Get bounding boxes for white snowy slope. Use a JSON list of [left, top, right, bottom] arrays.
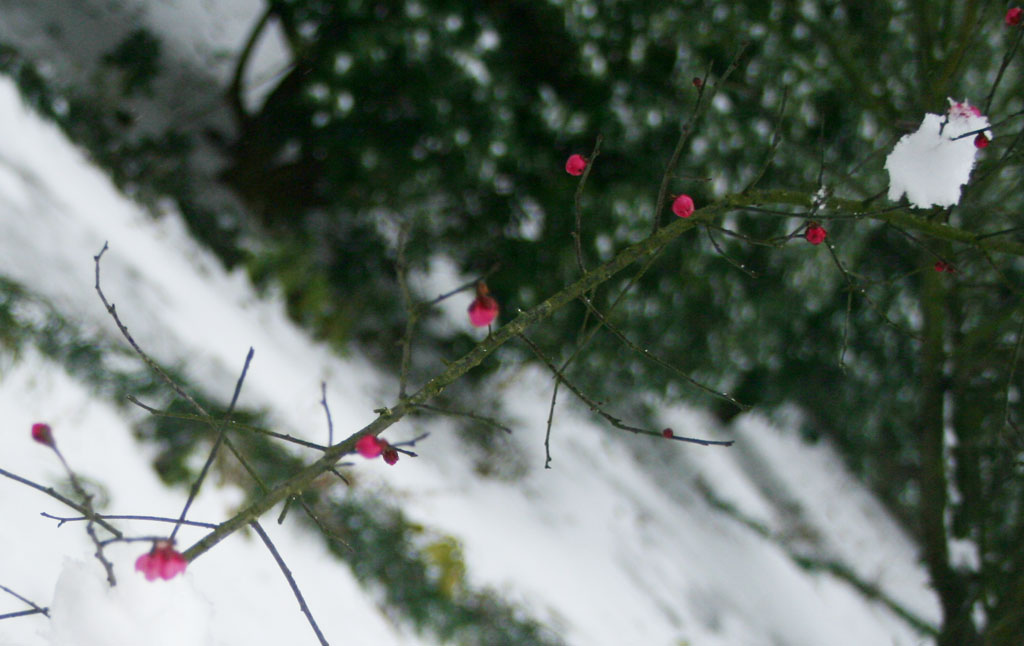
[[0, 71, 944, 645]]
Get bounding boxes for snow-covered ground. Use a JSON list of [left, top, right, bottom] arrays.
[[0, 67, 942, 645]]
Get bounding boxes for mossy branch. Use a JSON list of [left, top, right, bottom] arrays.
[[180, 185, 1017, 562]]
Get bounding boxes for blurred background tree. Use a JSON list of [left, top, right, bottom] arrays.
[[3, 1, 1023, 644]]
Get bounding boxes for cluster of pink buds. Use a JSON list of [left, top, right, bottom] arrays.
[[356, 434, 400, 465], [135, 539, 187, 581]]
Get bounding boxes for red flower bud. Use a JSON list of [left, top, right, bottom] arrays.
[[1007, 7, 1023, 26], [671, 194, 695, 218], [974, 133, 989, 149], [661, 428, 674, 439], [468, 281, 499, 327], [356, 434, 385, 459], [934, 261, 956, 273], [382, 448, 399, 465], [31, 423, 55, 447], [565, 154, 587, 176], [805, 224, 827, 245], [692, 77, 704, 88]]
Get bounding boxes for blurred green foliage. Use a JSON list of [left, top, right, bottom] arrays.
[[328, 494, 564, 645]]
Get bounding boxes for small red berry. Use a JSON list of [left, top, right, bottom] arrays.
[[468, 281, 499, 327], [356, 434, 385, 459], [31, 423, 55, 447], [1007, 7, 1023, 26], [805, 224, 827, 245], [692, 77, 704, 88], [565, 154, 587, 176], [382, 448, 399, 465], [974, 133, 989, 149], [671, 194, 695, 218], [661, 428, 674, 439]]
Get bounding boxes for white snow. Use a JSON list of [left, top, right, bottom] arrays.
[[0, 15, 942, 646], [885, 99, 991, 208], [49, 559, 212, 646]]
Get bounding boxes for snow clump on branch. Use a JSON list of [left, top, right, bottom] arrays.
[[884, 99, 991, 209]]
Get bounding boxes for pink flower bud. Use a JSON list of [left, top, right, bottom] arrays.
[[135, 540, 187, 581], [1007, 7, 1023, 26], [671, 194, 695, 218], [356, 434, 385, 459], [382, 448, 399, 465], [468, 282, 499, 327], [805, 224, 827, 245], [31, 423, 55, 447], [565, 154, 587, 176], [974, 133, 989, 149], [661, 428, 674, 439]]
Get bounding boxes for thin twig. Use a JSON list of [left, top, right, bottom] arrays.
[[652, 41, 750, 234], [52, 446, 117, 586], [414, 404, 511, 434], [320, 382, 335, 447], [984, 25, 1024, 115], [742, 86, 789, 193], [520, 334, 732, 447], [976, 247, 1020, 296], [95, 243, 214, 420], [577, 296, 749, 411], [824, 240, 923, 348], [544, 249, 666, 467], [703, 224, 760, 276], [415, 265, 500, 314], [171, 348, 255, 541], [839, 289, 853, 370], [41, 512, 217, 529], [1003, 315, 1024, 433], [0, 468, 121, 536], [0, 584, 49, 618], [573, 135, 603, 276], [250, 521, 330, 646], [127, 396, 328, 451], [0, 609, 47, 621], [396, 221, 416, 399]]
